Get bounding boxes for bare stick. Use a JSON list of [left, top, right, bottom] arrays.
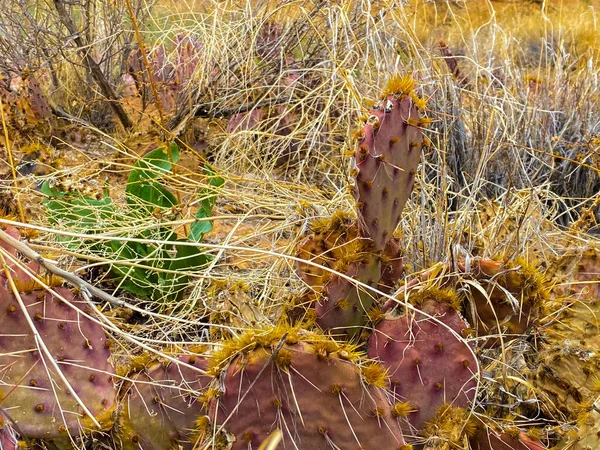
[[52, 0, 133, 129], [0, 228, 198, 326]]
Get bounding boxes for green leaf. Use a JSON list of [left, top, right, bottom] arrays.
[[159, 241, 211, 302], [168, 242, 211, 271], [41, 181, 64, 199], [189, 168, 225, 242], [107, 240, 155, 296], [126, 143, 180, 208], [128, 144, 180, 184], [44, 194, 116, 229]]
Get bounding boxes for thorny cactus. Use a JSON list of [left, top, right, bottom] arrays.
[[559, 410, 600, 450], [0, 226, 116, 443], [116, 353, 211, 450], [454, 257, 548, 347], [352, 75, 427, 251], [126, 34, 204, 113], [385, 256, 548, 347], [295, 75, 428, 336], [0, 71, 51, 134], [201, 326, 405, 450], [22, 72, 51, 121], [0, 412, 20, 450], [368, 294, 478, 435], [531, 247, 600, 446]]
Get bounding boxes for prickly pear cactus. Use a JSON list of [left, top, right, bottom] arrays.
[[547, 247, 600, 301], [203, 326, 404, 449], [117, 353, 211, 450], [294, 76, 427, 336], [396, 257, 548, 345], [454, 257, 547, 344], [295, 212, 403, 337], [534, 298, 600, 415], [0, 412, 19, 450], [0, 226, 116, 441], [352, 75, 426, 250], [471, 428, 546, 450], [368, 294, 478, 433], [533, 248, 600, 416], [24, 73, 51, 120]]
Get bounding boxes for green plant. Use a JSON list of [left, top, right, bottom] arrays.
[[42, 143, 224, 303]]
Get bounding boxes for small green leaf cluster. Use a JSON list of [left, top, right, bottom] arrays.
[[42, 143, 224, 303]]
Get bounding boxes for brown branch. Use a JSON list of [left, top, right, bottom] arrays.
[[52, 0, 133, 129]]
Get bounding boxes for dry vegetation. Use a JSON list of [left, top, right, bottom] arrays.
[[1, 0, 600, 448]]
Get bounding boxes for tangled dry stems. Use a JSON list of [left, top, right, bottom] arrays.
[[1, 0, 600, 448]]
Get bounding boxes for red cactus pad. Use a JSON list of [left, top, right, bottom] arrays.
[[209, 340, 404, 449], [118, 354, 211, 450], [368, 299, 478, 433], [352, 79, 425, 251]]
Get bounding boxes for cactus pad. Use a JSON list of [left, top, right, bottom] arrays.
[[368, 298, 477, 432], [352, 76, 426, 250], [118, 354, 211, 450], [0, 412, 19, 450], [207, 330, 404, 449], [0, 226, 116, 439], [455, 257, 547, 344], [295, 213, 403, 336]]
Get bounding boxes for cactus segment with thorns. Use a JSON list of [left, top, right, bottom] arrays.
[[295, 212, 403, 336], [24, 73, 51, 120], [117, 354, 211, 450], [0, 412, 19, 450], [455, 258, 547, 344], [368, 297, 478, 433], [470, 428, 546, 450], [0, 226, 116, 440], [205, 327, 404, 449], [565, 410, 600, 450], [294, 76, 426, 335], [533, 248, 600, 416], [352, 75, 426, 251]]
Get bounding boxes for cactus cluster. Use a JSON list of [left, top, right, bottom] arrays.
[[295, 75, 426, 339], [0, 71, 51, 134], [126, 34, 205, 113], [0, 75, 571, 450]]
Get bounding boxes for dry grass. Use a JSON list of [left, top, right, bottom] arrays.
[[1, 0, 600, 448]]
